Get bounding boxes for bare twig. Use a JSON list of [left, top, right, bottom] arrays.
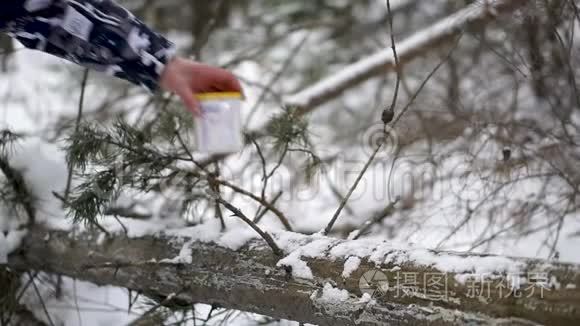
[[385, 0, 401, 115], [210, 177, 293, 231], [64, 69, 89, 202], [213, 196, 283, 257], [351, 199, 399, 240], [126, 289, 186, 326], [27, 272, 55, 326], [252, 138, 289, 221], [323, 143, 383, 236], [253, 191, 283, 224], [168, 141, 294, 231], [212, 162, 226, 231], [323, 0, 402, 236], [244, 33, 310, 126], [392, 34, 463, 126], [172, 132, 293, 231], [173, 131, 226, 230]]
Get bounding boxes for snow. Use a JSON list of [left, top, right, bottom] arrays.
[[342, 256, 362, 278], [217, 222, 260, 250], [274, 235, 340, 279], [386, 248, 525, 276], [161, 240, 194, 264], [21, 274, 144, 326], [0, 138, 71, 263], [167, 218, 259, 251], [276, 252, 314, 279], [73, 215, 565, 286], [88, 214, 563, 286], [356, 292, 374, 304], [317, 283, 350, 304], [0, 230, 27, 263], [5, 138, 69, 228], [99, 216, 168, 238]]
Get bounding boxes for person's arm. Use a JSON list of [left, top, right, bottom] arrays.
[[0, 0, 242, 115]]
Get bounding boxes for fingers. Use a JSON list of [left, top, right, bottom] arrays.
[[213, 69, 243, 94], [177, 85, 202, 116], [222, 72, 243, 93]]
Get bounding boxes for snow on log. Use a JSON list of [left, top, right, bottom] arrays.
[[7, 225, 580, 325], [283, 0, 528, 111]]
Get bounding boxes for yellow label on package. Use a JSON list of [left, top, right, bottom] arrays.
[[194, 92, 243, 154]]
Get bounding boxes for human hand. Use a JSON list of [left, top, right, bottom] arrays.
[[159, 57, 243, 116]]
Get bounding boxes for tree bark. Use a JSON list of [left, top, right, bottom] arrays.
[[7, 226, 580, 325]]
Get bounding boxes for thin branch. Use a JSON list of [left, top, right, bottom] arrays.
[[126, 289, 185, 326], [27, 272, 55, 326], [323, 143, 383, 236], [392, 34, 463, 127], [212, 196, 283, 257], [244, 33, 310, 126], [112, 215, 128, 235], [385, 0, 401, 114], [177, 132, 292, 230], [0, 155, 35, 225], [173, 132, 293, 231], [73, 279, 82, 326], [253, 191, 283, 224], [351, 199, 399, 240], [191, 0, 227, 59], [1, 271, 38, 326], [212, 162, 226, 231], [323, 0, 402, 236], [210, 177, 293, 231], [251, 137, 270, 205], [174, 131, 226, 230], [64, 69, 89, 202]]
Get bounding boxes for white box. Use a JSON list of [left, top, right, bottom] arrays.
[[194, 93, 243, 154]]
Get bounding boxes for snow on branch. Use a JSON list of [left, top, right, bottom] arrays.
[[283, 0, 528, 111], [8, 225, 580, 325]]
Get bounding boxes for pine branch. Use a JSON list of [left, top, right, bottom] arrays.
[[0, 155, 35, 225]]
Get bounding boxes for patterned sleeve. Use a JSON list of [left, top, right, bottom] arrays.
[[0, 0, 177, 92]]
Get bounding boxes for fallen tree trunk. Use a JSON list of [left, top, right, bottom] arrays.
[[8, 226, 580, 325]]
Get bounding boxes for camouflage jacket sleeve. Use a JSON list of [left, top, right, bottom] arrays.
[[0, 0, 177, 91]]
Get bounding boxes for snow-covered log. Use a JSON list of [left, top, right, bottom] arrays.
[[8, 225, 580, 325], [284, 0, 528, 111]]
